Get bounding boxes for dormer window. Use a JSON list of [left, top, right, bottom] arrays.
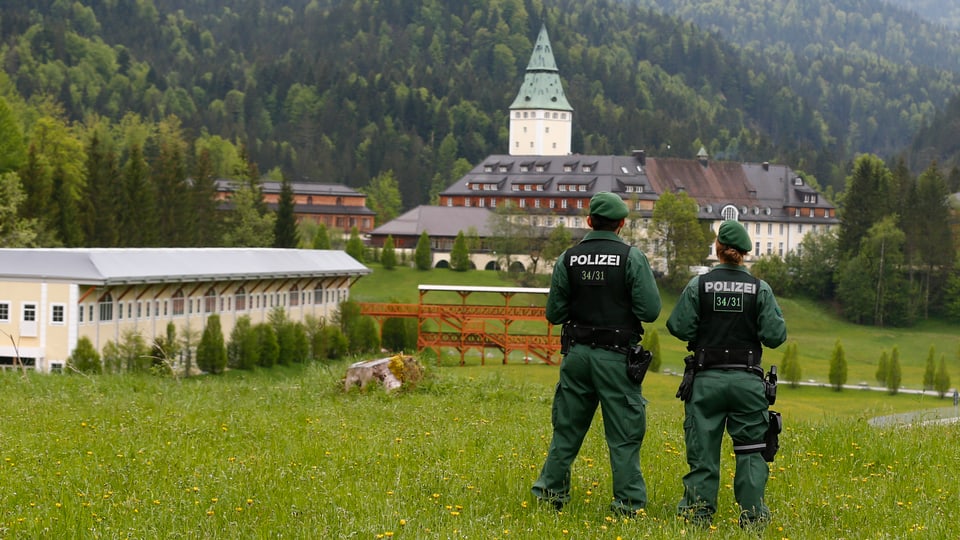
[[583, 165, 592, 172], [721, 205, 739, 221], [536, 165, 545, 172], [499, 166, 508, 173], [558, 185, 566, 192], [793, 177, 803, 186], [520, 164, 529, 172], [621, 166, 629, 174]]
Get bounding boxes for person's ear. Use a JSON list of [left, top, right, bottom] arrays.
[[587, 216, 594, 228]]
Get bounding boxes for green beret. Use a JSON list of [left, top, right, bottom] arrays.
[[589, 192, 628, 220], [717, 220, 752, 252]]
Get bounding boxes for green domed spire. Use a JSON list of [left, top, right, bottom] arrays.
[[509, 25, 573, 112]]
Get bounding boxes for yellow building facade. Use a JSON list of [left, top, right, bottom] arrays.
[[0, 248, 370, 373]]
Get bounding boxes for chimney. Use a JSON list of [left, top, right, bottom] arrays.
[[762, 161, 769, 171], [632, 149, 646, 166]]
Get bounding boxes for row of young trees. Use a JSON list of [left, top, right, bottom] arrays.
[[66, 303, 418, 376], [825, 340, 954, 398]]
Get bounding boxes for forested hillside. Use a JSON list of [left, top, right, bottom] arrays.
[[632, 0, 960, 175], [3, 0, 957, 203], [884, 0, 960, 29]]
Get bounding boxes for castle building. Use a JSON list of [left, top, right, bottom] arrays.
[[437, 25, 838, 271]]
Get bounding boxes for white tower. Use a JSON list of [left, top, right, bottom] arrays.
[[509, 25, 574, 156]]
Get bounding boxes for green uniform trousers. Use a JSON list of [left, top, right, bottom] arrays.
[[532, 344, 647, 513], [679, 369, 770, 524]]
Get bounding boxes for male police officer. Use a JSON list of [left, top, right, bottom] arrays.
[[532, 192, 661, 516], [667, 220, 787, 528]]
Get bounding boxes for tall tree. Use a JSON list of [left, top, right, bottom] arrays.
[[82, 131, 122, 246], [0, 97, 25, 174], [273, 175, 299, 248], [51, 166, 83, 246], [923, 345, 937, 391], [828, 339, 847, 391], [887, 346, 902, 395], [381, 235, 397, 270], [153, 116, 190, 246], [196, 314, 227, 374], [363, 169, 403, 226], [189, 147, 221, 246], [0, 172, 38, 247], [913, 163, 954, 318], [121, 143, 158, 246], [650, 190, 708, 289], [345, 226, 365, 262], [875, 350, 889, 385], [221, 184, 276, 247], [934, 354, 951, 398], [449, 231, 471, 271], [838, 154, 893, 256], [414, 231, 432, 271]]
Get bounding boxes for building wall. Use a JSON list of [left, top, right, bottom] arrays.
[[1, 276, 355, 373], [509, 109, 572, 156]]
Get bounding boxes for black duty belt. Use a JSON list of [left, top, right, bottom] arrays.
[[697, 348, 762, 375], [564, 323, 637, 350]]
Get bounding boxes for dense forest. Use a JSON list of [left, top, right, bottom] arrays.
[[885, 0, 960, 29], [3, 0, 960, 326]]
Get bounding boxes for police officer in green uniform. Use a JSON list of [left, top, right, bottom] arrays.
[[667, 220, 787, 528], [532, 192, 661, 516]]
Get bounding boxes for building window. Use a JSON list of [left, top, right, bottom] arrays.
[[754, 241, 760, 253], [798, 224, 803, 233], [766, 242, 772, 255], [561, 199, 568, 209], [0, 302, 8, 322], [768, 223, 773, 234], [51, 304, 65, 325], [478, 198, 485, 208], [23, 303, 36, 322], [465, 197, 471, 207], [78, 304, 84, 323], [314, 286, 324, 305], [576, 200, 583, 209], [118, 301, 123, 320], [99, 293, 113, 321], [534, 199, 541, 208], [721, 205, 739, 221], [289, 285, 300, 307], [779, 242, 784, 256], [549, 200, 555, 209], [204, 287, 217, 313], [172, 290, 185, 316], [755, 223, 761, 234], [90, 305, 95, 321], [490, 199, 497, 208]]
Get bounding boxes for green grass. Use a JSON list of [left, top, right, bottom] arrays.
[[1, 264, 958, 538], [1, 365, 957, 539], [355, 263, 960, 392]]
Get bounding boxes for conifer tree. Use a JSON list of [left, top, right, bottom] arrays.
[[346, 226, 365, 262], [828, 339, 847, 391], [381, 235, 397, 269], [196, 314, 227, 374], [887, 346, 902, 395], [876, 350, 889, 385], [934, 354, 951, 398], [273, 175, 299, 248], [313, 223, 331, 249], [450, 231, 471, 271], [414, 231, 433, 270], [923, 345, 937, 390], [781, 342, 802, 388], [189, 147, 221, 246], [82, 132, 122, 246]]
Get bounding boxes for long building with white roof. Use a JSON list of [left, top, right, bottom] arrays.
[[0, 248, 370, 373]]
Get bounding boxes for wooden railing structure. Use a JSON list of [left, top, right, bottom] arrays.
[[358, 284, 561, 365]]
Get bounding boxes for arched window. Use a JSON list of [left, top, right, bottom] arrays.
[[172, 289, 185, 316], [235, 287, 246, 311], [720, 205, 739, 221], [204, 287, 217, 313]]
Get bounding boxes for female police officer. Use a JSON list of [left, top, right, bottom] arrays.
[[666, 220, 786, 528], [531, 192, 661, 516]]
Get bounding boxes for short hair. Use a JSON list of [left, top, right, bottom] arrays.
[[590, 214, 621, 231]]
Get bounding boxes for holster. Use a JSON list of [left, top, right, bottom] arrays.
[[626, 344, 652, 385], [762, 410, 782, 462]]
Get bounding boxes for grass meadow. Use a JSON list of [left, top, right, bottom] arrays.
[[2, 264, 959, 539]]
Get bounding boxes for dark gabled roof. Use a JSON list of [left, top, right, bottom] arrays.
[[443, 154, 655, 199], [370, 206, 494, 238], [215, 179, 366, 197]]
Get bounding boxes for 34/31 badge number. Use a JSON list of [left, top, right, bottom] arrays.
[[714, 292, 744, 312], [580, 269, 606, 283]]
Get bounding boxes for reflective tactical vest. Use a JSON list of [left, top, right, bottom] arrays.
[[564, 237, 639, 331], [696, 267, 761, 352]]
